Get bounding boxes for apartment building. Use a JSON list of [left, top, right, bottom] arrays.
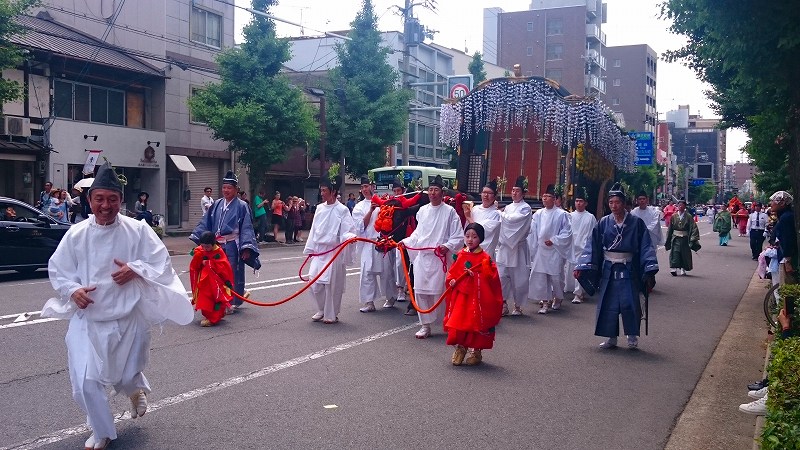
[[2, 0, 234, 229], [603, 44, 658, 134], [484, 0, 607, 97]]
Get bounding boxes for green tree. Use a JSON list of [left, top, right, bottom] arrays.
[[187, 0, 318, 185], [688, 182, 716, 204], [661, 0, 800, 251], [619, 163, 664, 200], [326, 0, 410, 177], [0, 0, 40, 106], [468, 51, 487, 84]]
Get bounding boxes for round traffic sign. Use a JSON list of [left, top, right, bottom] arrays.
[[450, 83, 469, 98]]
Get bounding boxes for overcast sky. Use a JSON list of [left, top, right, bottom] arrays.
[[233, 0, 748, 163]]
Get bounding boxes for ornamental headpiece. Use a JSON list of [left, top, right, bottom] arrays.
[[90, 160, 126, 196], [607, 182, 626, 201]]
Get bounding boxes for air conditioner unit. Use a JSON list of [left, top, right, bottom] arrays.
[[3, 116, 31, 137]]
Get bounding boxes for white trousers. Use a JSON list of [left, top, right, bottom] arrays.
[[359, 251, 397, 304], [415, 293, 441, 325], [394, 248, 408, 289], [528, 271, 564, 301], [66, 315, 151, 440], [498, 264, 530, 307], [309, 261, 346, 321], [563, 260, 577, 292]]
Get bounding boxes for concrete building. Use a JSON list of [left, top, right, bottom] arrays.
[[603, 44, 658, 134], [730, 161, 757, 188], [484, 0, 607, 97], [665, 105, 727, 202], [3, 0, 235, 230], [427, 43, 507, 81], [285, 31, 457, 168]]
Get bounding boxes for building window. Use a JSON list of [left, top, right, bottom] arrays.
[[545, 69, 562, 83], [526, 46, 533, 56], [613, 78, 621, 86], [191, 7, 222, 48], [546, 43, 563, 60], [53, 80, 127, 126], [613, 59, 621, 67], [190, 87, 206, 124], [612, 98, 620, 106], [527, 22, 533, 32], [546, 18, 563, 36]]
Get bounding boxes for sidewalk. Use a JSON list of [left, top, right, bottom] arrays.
[[665, 270, 771, 450], [161, 234, 299, 256]]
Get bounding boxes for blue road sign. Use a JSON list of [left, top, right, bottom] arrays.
[[636, 155, 653, 165], [690, 179, 705, 186]]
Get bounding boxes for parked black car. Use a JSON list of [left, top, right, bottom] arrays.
[[0, 196, 71, 273]]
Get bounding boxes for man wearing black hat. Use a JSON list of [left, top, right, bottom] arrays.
[[567, 187, 597, 303], [574, 182, 659, 349], [352, 175, 396, 312], [191, 170, 260, 310], [303, 176, 357, 323], [746, 202, 769, 260], [664, 198, 700, 276], [527, 184, 572, 314], [400, 175, 464, 338], [464, 179, 501, 258], [44, 161, 194, 449], [497, 175, 532, 316]]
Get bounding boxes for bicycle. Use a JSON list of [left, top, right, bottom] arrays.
[[764, 282, 781, 329]]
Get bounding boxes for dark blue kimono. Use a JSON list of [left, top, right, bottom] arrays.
[[576, 213, 658, 338], [191, 197, 260, 305]]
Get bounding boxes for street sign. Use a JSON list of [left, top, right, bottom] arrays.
[[691, 179, 705, 186], [632, 131, 654, 166], [447, 75, 473, 99]]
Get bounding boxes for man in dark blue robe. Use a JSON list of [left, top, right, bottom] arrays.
[[190, 171, 260, 309], [575, 183, 658, 349]]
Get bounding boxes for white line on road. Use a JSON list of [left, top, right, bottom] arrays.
[[0, 318, 59, 330], [1, 323, 417, 450]]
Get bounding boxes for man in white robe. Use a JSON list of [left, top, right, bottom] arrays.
[[304, 176, 357, 324], [630, 191, 664, 254], [528, 184, 572, 314], [352, 176, 396, 312], [401, 176, 464, 338], [42, 161, 193, 450], [464, 179, 501, 258], [567, 190, 597, 303], [497, 176, 532, 316]]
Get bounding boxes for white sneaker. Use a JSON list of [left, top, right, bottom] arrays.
[[738, 395, 767, 415], [748, 386, 768, 399], [383, 297, 396, 308], [311, 311, 324, 322], [571, 295, 583, 304], [415, 324, 431, 339], [627, 335, 638, 348], [551, 298, 563, 311], [129, 389, 147, 419], [510, 305, 523, 316], [599, 337, 618, 349], [396, 290, 408, 302], [679, 268, 687, 276], [359, 302, 376, 313]]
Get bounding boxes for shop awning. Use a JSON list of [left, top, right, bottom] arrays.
[[168, 154, 196, 172]]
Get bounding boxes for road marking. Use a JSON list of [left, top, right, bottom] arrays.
[[0, 311, 42, 320], [0, 318, 59, 330], [1, 323, 417, 450]]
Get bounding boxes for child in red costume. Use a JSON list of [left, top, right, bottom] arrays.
[[189, 231, 234, 327], [443, 222, 503, 366]]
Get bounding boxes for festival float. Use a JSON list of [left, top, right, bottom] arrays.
[[439, 69, 636, 212]]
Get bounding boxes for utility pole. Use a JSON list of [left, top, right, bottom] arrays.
[[400, 0, 412, 166]]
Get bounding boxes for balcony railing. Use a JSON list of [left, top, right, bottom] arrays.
[[586, 49, 606, 70], [586, 0, 597, 17], [585, 74, 606, 95], [586, 24, 606, 45]]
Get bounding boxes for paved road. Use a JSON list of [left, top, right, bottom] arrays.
[[0, 221, 761, 449]]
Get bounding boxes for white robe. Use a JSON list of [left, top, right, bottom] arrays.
[[42, 214, 193, 440], [470, 203, 501, 258], [497, 200, 532, 305], [352, 197, 395, 303], [303, 201, 357, 320], [401, 203, 463, 324], [631, 205, 664, 247], [565, 210, 597, 292], [528, 207, 572, 300]]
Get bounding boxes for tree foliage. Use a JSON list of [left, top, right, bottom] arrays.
[[468, 52, 487, 84], [661, 0, 800, 249], [187, 0, 319, 184], [326, 0, 410, 177], [619, 163, 664, 200], [0, 0, 40, 106]]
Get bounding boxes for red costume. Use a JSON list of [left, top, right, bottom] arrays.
[[736, 208, 749, 235], [662, 204, 677, 227], [443, 247, 503, 350], [189, 244, 234, 324]]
